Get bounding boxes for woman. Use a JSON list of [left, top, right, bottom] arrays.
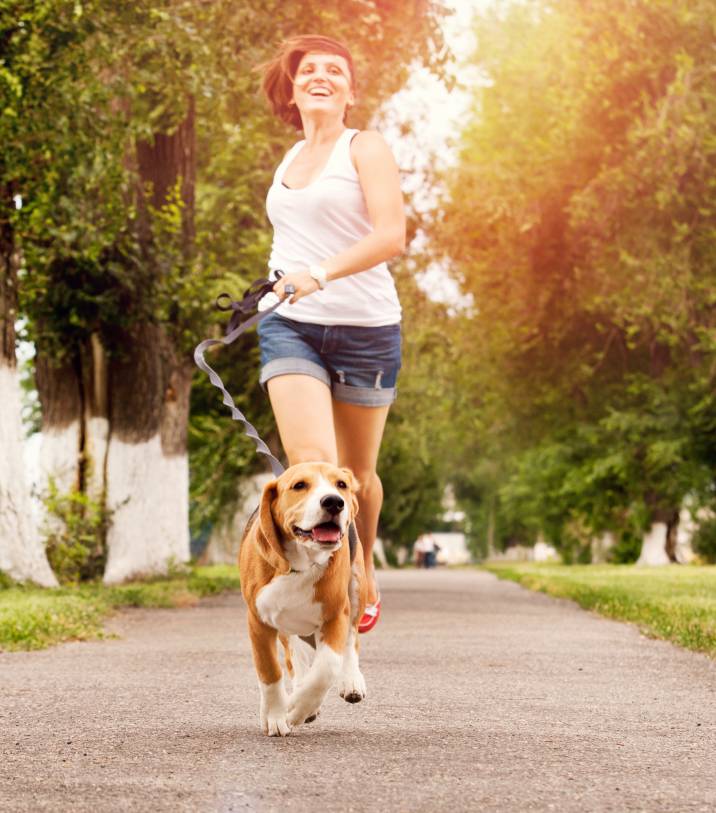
[[257, 35, 405, 632]]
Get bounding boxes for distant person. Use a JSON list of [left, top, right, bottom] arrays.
[[413, 538, 425, 568], [415, 533, 437, 568], [257, 35, 405, 633]]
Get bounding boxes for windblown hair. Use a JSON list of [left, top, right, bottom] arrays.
[[258, 35, 356, 130]]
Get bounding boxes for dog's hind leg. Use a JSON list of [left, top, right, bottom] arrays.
[[289, 635, 320, 722], [288, 635, 314, 690], [287, 615, 345, 727], [279, 634, 293, 678]]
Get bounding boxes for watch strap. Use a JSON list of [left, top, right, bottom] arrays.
[[308, 264, 327, 290]]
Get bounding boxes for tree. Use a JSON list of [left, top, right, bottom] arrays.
[[0, 1, 98, 585], [436, 0, 716, 561], [0, 192, 56, 585], [10, 0, 450, 581]]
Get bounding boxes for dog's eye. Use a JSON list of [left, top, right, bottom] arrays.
[[336, 480, 347, 489], [292, 481, 307, 491]]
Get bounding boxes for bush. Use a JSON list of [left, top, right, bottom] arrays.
[[692, 517, 716, 564], [43, 481, 112, 584], [609, 530, 643, 564]]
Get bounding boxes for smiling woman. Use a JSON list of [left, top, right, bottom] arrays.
[[254, 35, 407, 633], [260, 35, 356, 130]]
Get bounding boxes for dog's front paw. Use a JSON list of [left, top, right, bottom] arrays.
[[263, 712, 292, 737], [338, 669, 367, 704]]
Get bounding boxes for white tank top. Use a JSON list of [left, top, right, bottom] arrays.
[[266, 128, 402, 327]]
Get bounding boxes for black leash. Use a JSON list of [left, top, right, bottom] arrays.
[[193, 274, 293, 478]]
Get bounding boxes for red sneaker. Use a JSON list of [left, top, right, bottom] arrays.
[[358, 596, 381, 634]]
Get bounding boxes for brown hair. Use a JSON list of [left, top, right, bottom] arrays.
[[258, 35, 356, 130]]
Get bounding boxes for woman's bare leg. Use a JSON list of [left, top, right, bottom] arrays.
[[267, 375, 389, 604], [333, 400, 391, 604], [266, 375, 337, 465]]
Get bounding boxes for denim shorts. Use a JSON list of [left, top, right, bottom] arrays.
[[257, 313, 402, 407]]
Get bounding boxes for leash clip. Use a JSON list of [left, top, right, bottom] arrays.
[[215, 271, 286, 335]]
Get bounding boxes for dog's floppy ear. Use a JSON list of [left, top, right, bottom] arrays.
[[257, 480, 289, 573], [340, 467, 360, 520]]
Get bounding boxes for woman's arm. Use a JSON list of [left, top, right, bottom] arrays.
[[275, 130, 406, 303]]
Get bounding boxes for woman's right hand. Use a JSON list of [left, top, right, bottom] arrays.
[[273, 270, 320, 304]]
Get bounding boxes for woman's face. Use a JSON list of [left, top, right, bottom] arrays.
[[291, 52, 354, 122]]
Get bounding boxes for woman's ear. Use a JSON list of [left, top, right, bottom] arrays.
[[257, 480, 289, 572]]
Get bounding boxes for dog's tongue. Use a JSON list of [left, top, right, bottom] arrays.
[[312, 523, 341, 543]]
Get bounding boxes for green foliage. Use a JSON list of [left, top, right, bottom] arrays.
[[43, 480, 110, 584], [692, 516, 716, 564], [608, 531, 643, 565], [377, 268, 463, 550], [0, 565, 241, 651], [2, 1, 452, 557], [436, 0, 716, 554], [485, 563, 716, 658], [0, 590, 107, 651], [188, 328, 274, 539]]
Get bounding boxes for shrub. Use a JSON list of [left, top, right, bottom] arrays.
[[43, 481, 112, 584], [692, 517, 716, 564]]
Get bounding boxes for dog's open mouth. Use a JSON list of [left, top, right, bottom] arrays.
[[293, 522, 342, 545]]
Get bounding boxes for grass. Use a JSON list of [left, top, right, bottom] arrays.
[[483, 563, 716, 658], [0, 565, 241, 652]]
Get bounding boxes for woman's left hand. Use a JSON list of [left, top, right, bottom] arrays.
[[273, 270, 320, 304]]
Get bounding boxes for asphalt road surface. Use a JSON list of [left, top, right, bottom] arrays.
[[1, 569, 715, 812]]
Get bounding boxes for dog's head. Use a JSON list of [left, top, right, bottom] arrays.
[[257, 462, 359, 569]]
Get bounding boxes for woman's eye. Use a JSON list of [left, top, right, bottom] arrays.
[[292, 481, 307, 491], [337, 480, 347, 489]]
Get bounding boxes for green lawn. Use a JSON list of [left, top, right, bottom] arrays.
[[484, 563, 716, 658], [0, 565, 241, 652]]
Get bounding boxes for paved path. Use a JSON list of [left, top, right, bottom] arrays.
[[1, 569, 715, 812]]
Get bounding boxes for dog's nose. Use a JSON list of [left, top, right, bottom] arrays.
[[320, 494, 344, 516]]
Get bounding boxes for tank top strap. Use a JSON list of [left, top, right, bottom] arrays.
[[330, 128, 360, 176]]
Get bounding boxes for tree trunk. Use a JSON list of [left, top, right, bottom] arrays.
[[590, 532, 615, 564], [35, 353, 83, 496], [199, 473, 273, 565], [103, 98, 195, 583], [31, 98, 196, 584], [0, 188, 57, 586], [673, 506, 697, 564], [103, 325, 193, 582], [664, 510, 680, 563], [636, 507, 681, 566]]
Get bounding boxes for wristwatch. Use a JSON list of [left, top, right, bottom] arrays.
[[308, 264, 328, 290]]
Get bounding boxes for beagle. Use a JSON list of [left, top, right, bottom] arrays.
[[239, 461, 368, 736]]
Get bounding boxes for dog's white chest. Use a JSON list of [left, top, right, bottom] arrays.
[[255, 571, 322, 636]]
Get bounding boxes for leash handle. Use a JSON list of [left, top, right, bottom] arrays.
[[193, 274, 294, 478]]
